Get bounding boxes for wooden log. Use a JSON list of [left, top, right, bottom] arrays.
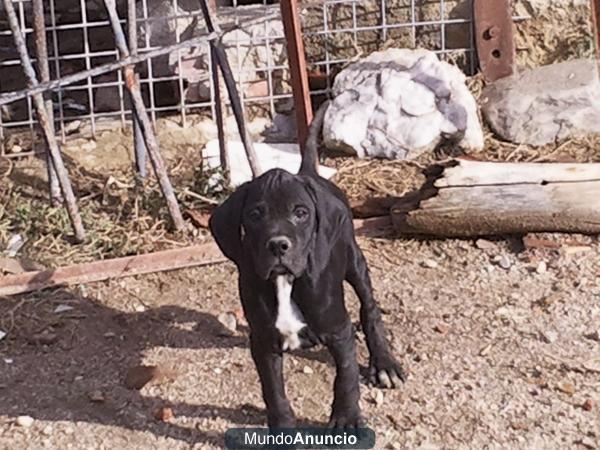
[[391, 159, 600, 237]]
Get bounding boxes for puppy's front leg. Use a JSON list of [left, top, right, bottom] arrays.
[[325, 322, 364, 428], [346, 240, 405, 388], [249, 334, 296, 428]]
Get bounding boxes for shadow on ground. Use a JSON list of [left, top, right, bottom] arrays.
[[0, 286, 325, 446]]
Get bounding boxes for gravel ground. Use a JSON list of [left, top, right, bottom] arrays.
[[1, 231, 599, 449]]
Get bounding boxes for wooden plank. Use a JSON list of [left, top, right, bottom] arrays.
[[392, 160, 600, 237], [280, 0, 313, 154], [437, 159, 600, 187]]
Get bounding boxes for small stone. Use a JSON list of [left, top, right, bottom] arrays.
[[536, 261, 547, 274], [584, 330, 600, 342], [433, 323, 450, 334], [578, 437, 596, 449], [422, 259, 438, 269], [302, 365, 314, 375], [10, 144, 22, 154], [475, 239, 497, 250], [540, 330, 558, 344], [154, 406, 174, 422], [582, 399, 594, 411], [0, 330, 6, 341], [510, 421, 529, 431], [213, 368, 223, 375], [4, 358, 13, 364], [557, 381, 575, 396], [88, 390, 105, 403], [496, 254, 512, 270], [28, 331, 58, 346], [373, 389, 384, 406], [217, 312, 237, 335], [563, 245, 592, 255], [41, 425, 53, 436], [54, 304, 74, 314], [583, 358, 600, 373], [479, 344, 492, 356], [125, 365, 177, 390], [16, 415, 34, 427]]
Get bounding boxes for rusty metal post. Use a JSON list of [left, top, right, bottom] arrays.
[[592, 0, 600, 63], [280, 0, 313, 154], [103, 0, 185, 231], [198, 0, 262, 178], [473, 0, 516, 82], [127, 0, 148, 179], [32, 0, 63, 206], [3, 0, 86, 242]]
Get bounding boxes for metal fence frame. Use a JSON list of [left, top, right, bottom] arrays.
[[0, 0, 501, 158]]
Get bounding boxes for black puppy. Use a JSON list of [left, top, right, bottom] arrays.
[[209, 101, 404, 428]]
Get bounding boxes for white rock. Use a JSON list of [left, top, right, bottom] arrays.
[[0, 330, 6, 341], [322, 48, 484, 159], [16, 415, 34, 427], [422, 259, 438, 269], [54, 305, 74, 314], [482, 59, 600, 146], [536, 261, 547, 274], [302, 365, 314, 374], [202, 140, 337, 188]]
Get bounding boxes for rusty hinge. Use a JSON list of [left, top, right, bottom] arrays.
[[473, 0, 516, 82]]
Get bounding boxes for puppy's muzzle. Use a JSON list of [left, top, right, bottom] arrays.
[[266, 236, 292, 257]]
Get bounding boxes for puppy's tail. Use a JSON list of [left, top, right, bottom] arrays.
[[299, 99, 330, 176]]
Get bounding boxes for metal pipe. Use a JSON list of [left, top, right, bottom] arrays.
[[280, 0, 313, 155], [103, 0, 185, 231], [3, 0, 86, 242], [127, 0, 148, 179], [0, 31, 221, 108], [198, 0, 261, 178], [32, 0, 62, 206]]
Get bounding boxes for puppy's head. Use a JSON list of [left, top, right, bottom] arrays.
[[209, 169, 348, 280]]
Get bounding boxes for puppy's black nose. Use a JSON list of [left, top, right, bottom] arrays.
[[267, 236, 292, 257]]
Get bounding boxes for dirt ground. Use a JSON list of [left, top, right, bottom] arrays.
[[1, 231, 600, 449]]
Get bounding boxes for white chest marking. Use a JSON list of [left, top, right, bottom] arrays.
[[274, 276, 306, 351]]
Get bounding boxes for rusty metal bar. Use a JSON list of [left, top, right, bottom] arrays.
[[103, 0, 185, 231], [32, 0, 62, 206], [473, 0, 516, 82], [127, 0, 148, 179], [592, 0, 600, 63], [0, 30, 220, 108], [280, 0, 313, 153], [3, 0, 86, 242], [198, 0, 261, 177]]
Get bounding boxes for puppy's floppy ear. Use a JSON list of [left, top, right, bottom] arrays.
[[302, 177, 351, 275], [209, 183, 249, 265]]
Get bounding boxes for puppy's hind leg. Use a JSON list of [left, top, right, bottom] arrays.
[[345, 240, 406, 388]]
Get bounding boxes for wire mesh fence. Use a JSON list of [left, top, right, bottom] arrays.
[[0, 0, 511, 158]]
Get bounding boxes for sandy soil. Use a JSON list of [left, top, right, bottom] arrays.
[[1, 229, 599, 449]]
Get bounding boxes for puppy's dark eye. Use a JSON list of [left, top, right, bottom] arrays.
[[247, 208, 262, 222], [293, 206, 309, 221]]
